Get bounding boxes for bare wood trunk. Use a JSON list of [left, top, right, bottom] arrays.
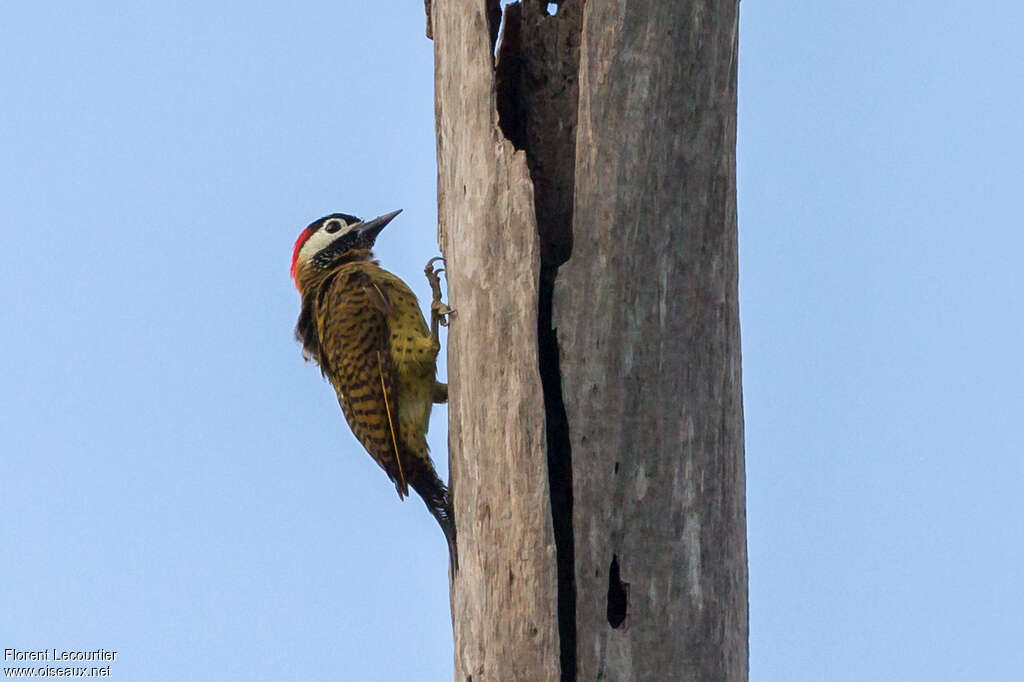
[[432, 1, 746, 680], [561, 3, 747, 679], [432, 3, 560, 681]]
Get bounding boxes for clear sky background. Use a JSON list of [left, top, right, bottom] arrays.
[[1, 2, 1020, 681]]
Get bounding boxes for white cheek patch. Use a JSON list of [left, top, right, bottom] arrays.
[[297, 222, 360, 267]]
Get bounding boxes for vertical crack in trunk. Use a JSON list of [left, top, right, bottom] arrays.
[[538, 264, 576, 681], [494, 2, 582, 679]]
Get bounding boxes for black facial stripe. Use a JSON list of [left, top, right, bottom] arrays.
[[312, 229, 373, 268], [303, 213, 363, 234], [323, 213, 361, 227]]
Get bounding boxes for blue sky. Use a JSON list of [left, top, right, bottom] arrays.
[[1, 2, 1020, 681]]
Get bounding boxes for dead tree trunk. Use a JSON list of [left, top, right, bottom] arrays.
[[431, 1, 746, 680]]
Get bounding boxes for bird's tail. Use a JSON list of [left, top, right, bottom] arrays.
[[408, 464, 458, 572]]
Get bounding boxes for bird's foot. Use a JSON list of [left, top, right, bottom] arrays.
[[425, 257, 454, 334], [432, 381, 448, 404]]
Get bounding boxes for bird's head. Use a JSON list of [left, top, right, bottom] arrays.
[[290, 209, 401, 289]]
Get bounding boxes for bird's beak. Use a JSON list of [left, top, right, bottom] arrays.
[[357, 209, 402, 242]]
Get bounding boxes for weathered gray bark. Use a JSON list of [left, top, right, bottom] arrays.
[[561, 3, 747, 679], [431, 1, 746, 680]]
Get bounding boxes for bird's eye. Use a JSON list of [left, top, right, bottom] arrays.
[[325, 221, 342, 234]]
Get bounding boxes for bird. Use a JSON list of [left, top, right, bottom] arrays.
[[290, 209, 456, 568]]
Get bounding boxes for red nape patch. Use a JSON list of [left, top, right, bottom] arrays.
[[290, 226, 315, 287]]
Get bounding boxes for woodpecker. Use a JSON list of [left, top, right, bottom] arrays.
[[291, 209, 455, 567]]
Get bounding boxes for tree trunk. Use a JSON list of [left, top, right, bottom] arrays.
[[431, 1, 746, 680]]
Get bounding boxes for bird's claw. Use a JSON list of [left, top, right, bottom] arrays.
[[424, 256, 446, 291], [425, 256, 452, 334], [432, 300, 454, 327]]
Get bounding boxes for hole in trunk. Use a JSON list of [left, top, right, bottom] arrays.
[[607, 554, 629, 629]]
